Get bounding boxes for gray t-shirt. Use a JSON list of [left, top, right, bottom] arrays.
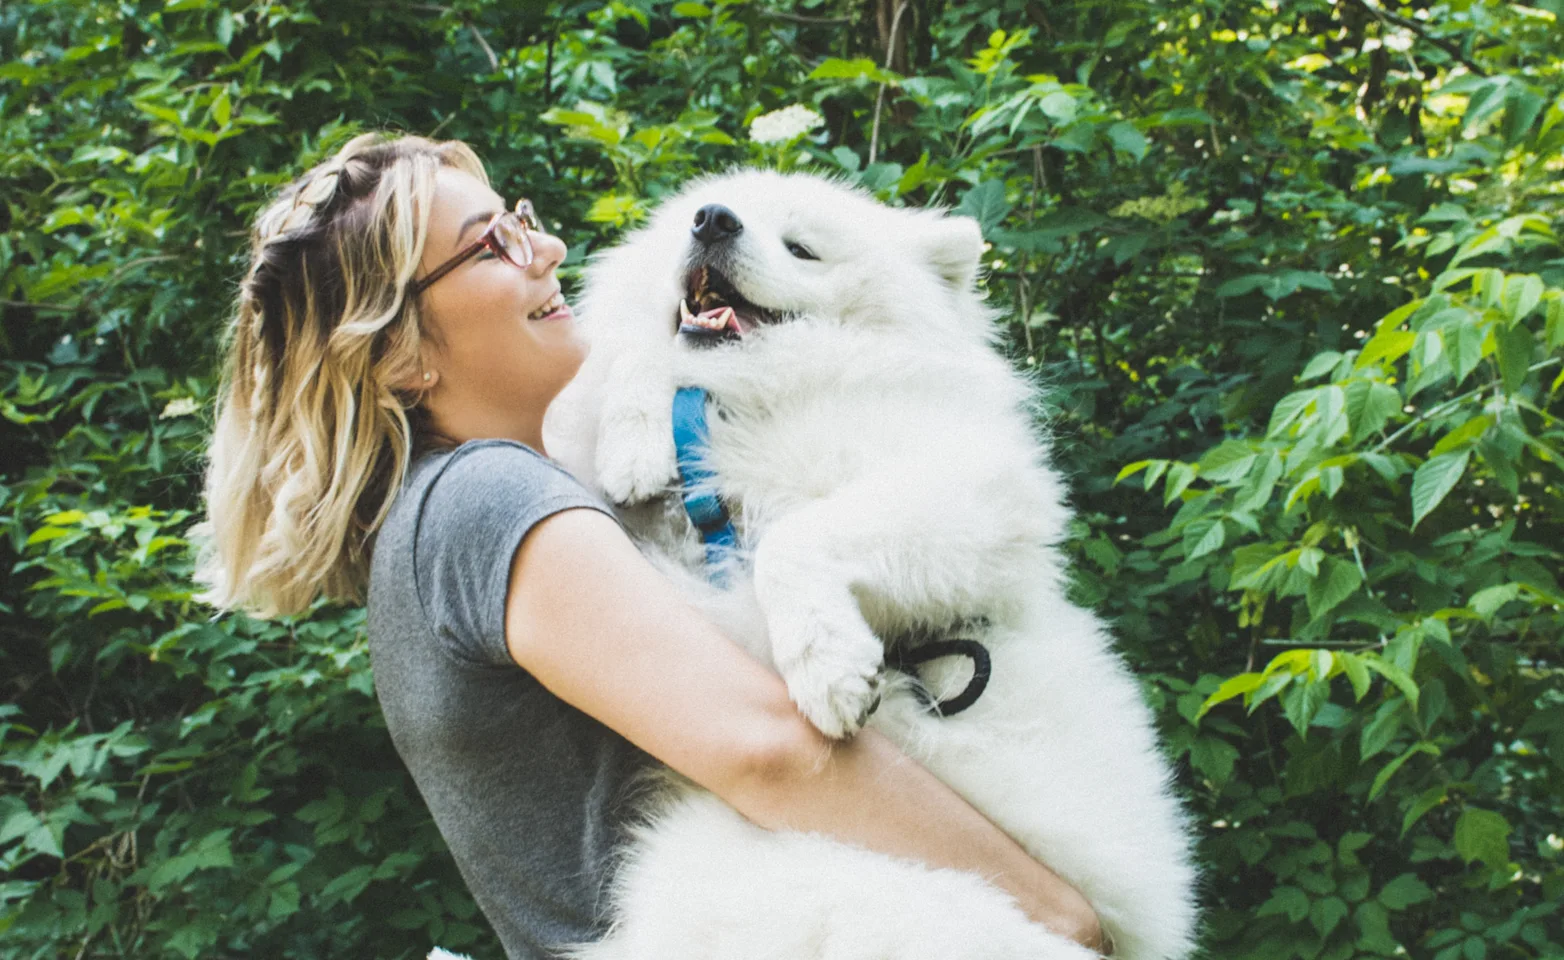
[[367, 439, 651, 959]]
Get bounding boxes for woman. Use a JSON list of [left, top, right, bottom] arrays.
[[197, 132, 1105, 960]]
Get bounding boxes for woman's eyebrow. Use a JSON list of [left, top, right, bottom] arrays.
[[455, 209, 500, 245]]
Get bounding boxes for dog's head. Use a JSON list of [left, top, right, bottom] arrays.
[[579, 171, 990, 347]]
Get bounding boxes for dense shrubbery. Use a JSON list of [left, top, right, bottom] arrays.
[[2, 1, 1561, 957]]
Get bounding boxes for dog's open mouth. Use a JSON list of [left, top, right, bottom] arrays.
[[677, 266, 779, 342]]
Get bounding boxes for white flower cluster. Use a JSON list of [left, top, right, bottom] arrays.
[[1383, 30, 1414, 52], [160, 397, 198, 419], [748, 105, 824, 145]]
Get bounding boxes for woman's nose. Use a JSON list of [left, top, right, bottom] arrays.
[[529, 231, 567, 276]]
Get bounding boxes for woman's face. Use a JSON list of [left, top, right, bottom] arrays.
[[415, 166, 584, 438]]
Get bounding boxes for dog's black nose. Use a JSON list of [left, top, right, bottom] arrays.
[[691, 204, 743, 244]]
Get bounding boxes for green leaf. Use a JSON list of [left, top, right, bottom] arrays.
[[24, 821, 64, 858], [1493, 324, 1534, 394], [1453, 808, 1511, 868], [1469, 583, 1521, 620], [1190, 736, 1239, 786], [1310, 895, 1349, 938], [1401, 785, 1448, 837], [1464, 79, 1510, 131], [1196, 441, 1257, 483], [809, 57, 900, 85], [1369, 742, 1438, 801], [1197, 672, 1264, 719], [1431, 415, 1493, 457], [953, 181, 1013, 234], [1306, 557, 1362, 619], [1267, 390, 1315, 438], [1501, 274, 1544, 325], [1345, 379, 1401, 443], [319, 864, 374, 904], [1257, 885, 1310, 923], [1410, 451, 1470, 528], [1445, 316, 1486, 384], [1356, 328, 1417, 370], [1187, 521, 1225, 560], [1378, 873, 1434, 910], [1300, 351, 1344, 382], [25, 527, 72, 546], [1547, 295, 1564, 351], [1164, 462, 1197, 504], [1105, 121, 1147, 160], [1114, 460, 1152, 485], [1364, 656, 1420, 708], [1283, 677, 1330, 735], [1356, 901, 1397, 953], [268, 882, 301, 920], [1037, 90, 1078, 123], [1340, 653, 1371, 701]]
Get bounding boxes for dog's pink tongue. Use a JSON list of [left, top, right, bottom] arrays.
[[699, 307, 740, 334]]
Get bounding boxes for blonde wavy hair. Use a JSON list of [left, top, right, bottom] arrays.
[[196, 131, 487, 617]]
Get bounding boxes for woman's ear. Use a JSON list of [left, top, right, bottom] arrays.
[[918, 215, 985, 290], [395, 367, 439, 393]]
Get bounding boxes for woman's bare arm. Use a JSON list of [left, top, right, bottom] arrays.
[[503, 507, 1104, 951]]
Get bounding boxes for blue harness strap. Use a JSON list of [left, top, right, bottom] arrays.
[[672, 386, 738, 573]]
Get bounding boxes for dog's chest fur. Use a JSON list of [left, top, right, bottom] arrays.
[[672, 322, 1047, 545]]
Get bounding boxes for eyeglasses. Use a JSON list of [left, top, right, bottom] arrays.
[[411, 198, 543, 295]]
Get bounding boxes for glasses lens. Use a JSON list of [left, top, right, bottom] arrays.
[[492, 215, 534, 268], [516, 200, 544, 233]]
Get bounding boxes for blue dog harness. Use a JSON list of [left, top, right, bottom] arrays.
[[672, 386, 738, 572]]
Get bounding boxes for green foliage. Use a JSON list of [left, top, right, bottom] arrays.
[[3, 0, 1562, 957]]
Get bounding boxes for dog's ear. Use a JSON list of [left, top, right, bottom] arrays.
[[919, 215, 985, 289]]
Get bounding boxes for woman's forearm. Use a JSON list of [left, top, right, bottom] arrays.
[[723, 721, 1105, 953]]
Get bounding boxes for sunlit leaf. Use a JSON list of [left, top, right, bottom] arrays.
[[1410, 451, 1470, 528]]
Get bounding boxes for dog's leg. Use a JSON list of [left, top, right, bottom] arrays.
[[595, 348, 680, 505], [754, 459, 1049, 738]]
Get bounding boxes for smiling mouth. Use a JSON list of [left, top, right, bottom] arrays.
[[676, 267, 780, 341], [527, 291, 566, 320]]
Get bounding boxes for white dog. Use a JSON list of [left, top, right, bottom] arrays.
[[539, 171, 1198, 960]]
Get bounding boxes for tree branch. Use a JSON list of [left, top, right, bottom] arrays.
[[468, 20, 499, 71], [1, 299, 78, 313], [868, 0, 910, 165], [761, 9, 851, 25], [1341, 0, 1487, 78]]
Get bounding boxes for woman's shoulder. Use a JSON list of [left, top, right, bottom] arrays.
[[376, 437, 609, 566], [370, 438, 613, 665], [409, 438, 599, 516]]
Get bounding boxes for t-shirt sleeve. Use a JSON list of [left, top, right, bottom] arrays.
[[413, 441, 613, 667]]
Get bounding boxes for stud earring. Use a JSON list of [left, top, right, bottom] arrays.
[[422, 371, 432, 383]]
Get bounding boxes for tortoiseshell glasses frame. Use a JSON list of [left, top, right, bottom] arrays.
[[410, 198, 543, 295]]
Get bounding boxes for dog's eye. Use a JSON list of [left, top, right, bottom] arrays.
[[785, 240, 818, 261]]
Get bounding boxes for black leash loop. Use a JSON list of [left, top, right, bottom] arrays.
[[886, 634, 992, 717]]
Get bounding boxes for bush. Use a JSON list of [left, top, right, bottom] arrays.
[[3, 1, 1560, 957]]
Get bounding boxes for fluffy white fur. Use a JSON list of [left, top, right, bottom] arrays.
[[542, 171, 1198, 960]]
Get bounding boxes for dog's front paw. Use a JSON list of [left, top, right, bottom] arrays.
[[774, 611, 886, 739], [596, 412, 678, 505]]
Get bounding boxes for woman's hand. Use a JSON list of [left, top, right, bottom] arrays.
[[503, 507, 1105, 951]]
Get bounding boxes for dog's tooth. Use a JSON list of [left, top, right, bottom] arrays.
[[679, 299, 695, 325]]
